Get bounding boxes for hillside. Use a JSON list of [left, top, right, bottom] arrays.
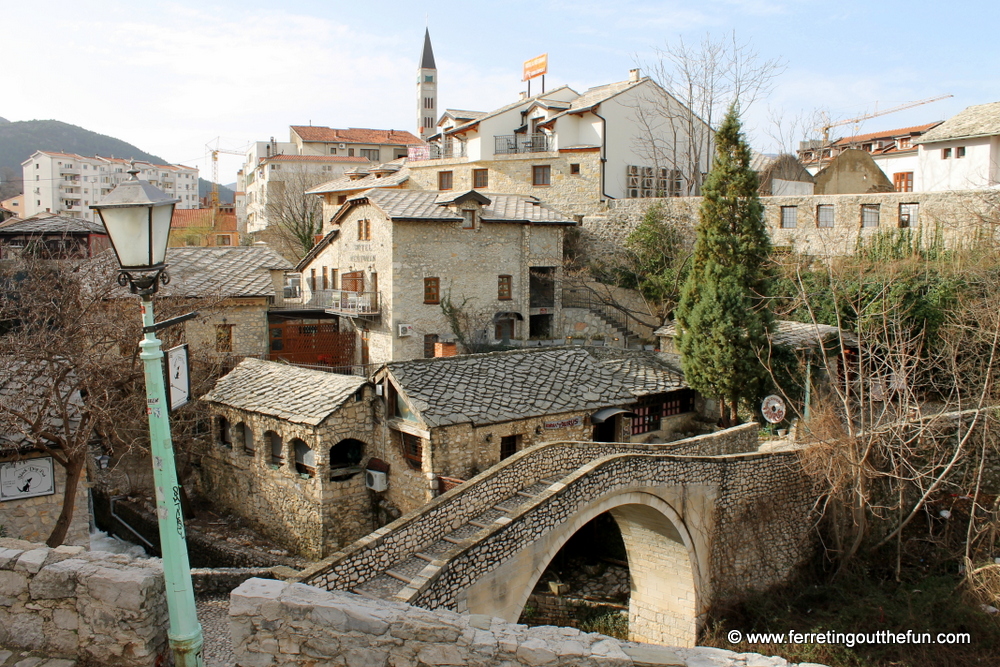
[[0, 119, 234, 203]]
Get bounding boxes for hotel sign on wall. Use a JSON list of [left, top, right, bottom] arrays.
[[1, 457, 56, 501], [523, 54, 548, 81]]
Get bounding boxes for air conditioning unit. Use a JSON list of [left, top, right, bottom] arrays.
[[365, 469, 388, 492], [339, 143, 347, 149], [398, 323, 414, 337]]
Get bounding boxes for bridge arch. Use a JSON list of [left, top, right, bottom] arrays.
[[460, 489, 706, 647]]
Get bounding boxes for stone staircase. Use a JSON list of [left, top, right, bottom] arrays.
[[350, 475, 568, 601]]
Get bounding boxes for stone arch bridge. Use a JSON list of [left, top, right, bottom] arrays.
[[297, 424, 817, 647]]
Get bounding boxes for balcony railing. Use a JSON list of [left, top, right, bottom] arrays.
[[409, 139, 467, 162], [494, 133, 550, 155], [309, 289, 379, 316]]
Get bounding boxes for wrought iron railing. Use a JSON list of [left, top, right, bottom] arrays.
[[308, 289, 379, 316], [562, 287, 630, 333], [494, 133, 550, 155]]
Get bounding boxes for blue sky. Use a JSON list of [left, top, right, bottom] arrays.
[[4, 1, 997, 183]]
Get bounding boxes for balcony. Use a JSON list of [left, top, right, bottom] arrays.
[[308, 289, 379, 316], [409, 139, 467, 162], [494, 133, 550, 155]]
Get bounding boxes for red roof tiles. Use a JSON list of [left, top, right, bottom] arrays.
[[290, 126, 423, 146]]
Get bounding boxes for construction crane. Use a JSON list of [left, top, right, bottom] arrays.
[[205, 139, 248, 210], [817, 94, 953, 145]]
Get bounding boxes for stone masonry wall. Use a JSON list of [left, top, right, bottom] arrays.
[[0, 452, 90, 547], [229, 577, 687, 667], [0, 539, 168, 666], [582, 190, 998, 260], [184, 298, 270, 358], [198, 389, 376, 559]]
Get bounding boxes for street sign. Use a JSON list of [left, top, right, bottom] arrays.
[[762, 395, 786, 423]]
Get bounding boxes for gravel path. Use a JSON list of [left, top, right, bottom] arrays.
[[197, 593, 235, 667]]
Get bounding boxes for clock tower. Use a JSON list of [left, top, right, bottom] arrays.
[[417, 28, 437, 141]]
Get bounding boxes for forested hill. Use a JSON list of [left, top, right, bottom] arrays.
[[0, 118, 233, 203]]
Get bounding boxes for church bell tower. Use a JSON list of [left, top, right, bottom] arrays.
[[417, 28, 437, 141]]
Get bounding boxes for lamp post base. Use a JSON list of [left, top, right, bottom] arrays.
[[168, 626, 205, 667]]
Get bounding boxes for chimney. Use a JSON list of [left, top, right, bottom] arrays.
[[629, 68, 641, 82], [519, 91, 528, 100]]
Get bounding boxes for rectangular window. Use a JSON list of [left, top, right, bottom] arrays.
[[893, 172, 914, 192], [438, 171, 453, 190], [498, 275, 512, 300], [861, 204, 880, 228], [956, 146, 966, 158], [461, 209, 476, 229], [322, 266, 328, 290], [310, 268, 317, 291], [348, 148, 355, 157], [401, 432, 422, 469], [500, 435, 519, 460], [360, 148, 379, 161], [899, 203, 919, 229], [331, 268, 338, 290], [357, 219, 371, 241], [532, 165, 551, 186], [424, 334, 439, 359], [942, 148, 952, 159], [215, 234, 231, 246], [570, 163, 580, 175], [424, 277, 440, 304], [473, 168, 488, 189], [215, 324, 234, 353], [424, 97, 434, 109], [817, 204, 834, 228], [780, 206, 797, 229], [330, 146, 337, 154]]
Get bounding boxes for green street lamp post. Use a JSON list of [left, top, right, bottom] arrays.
[[91, 164, 204, 667]]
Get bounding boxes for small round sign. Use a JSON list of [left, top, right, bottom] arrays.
[[761, 395, 786, 424]]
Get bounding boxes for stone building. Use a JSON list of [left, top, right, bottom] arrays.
[[198, 358, 375, 558], [291, 188, 575, 365]]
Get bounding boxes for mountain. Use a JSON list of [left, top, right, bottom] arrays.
[[0, 119, 234, 203]]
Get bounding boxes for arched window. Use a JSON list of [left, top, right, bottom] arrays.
[[267, 431, 283, 466], [292, 439, 315, 477], [218, 416, 232, 448], [329, 439, 364, 480]]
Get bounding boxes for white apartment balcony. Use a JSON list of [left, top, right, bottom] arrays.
[[59, 165, 79, 174]]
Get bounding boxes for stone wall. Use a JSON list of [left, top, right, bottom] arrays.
[[183, 298, 270, 358], [229, 577, 686, 667], [197, 388, 376, 559], [0, 539, 168, 666], [582, 190, 998, 259], [0, 452, 90, 547]]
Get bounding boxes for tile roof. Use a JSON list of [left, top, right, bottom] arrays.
[[0, 214, 105, 236], [385, 348, 634, 427], [290, 126, 424, 146], [832, 122, 943, 146], [171, 208, 237, 231], [201, 358, 365, 425], [583, 348, 687, 396], [153, 246, 293, 298], [347, 188, 575, 224], [262, 155, 370, 164], [917, 101, 1000, 143], [655, 320, 858, 350]]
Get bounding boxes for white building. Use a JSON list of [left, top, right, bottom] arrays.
[[915, 101, 1000, 191], [406, 69, 712, 216], [239, 130, 423, 233], [21, 151, 199, 221]]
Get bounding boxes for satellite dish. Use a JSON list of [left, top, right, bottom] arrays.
[[761, 395, 786, 424]]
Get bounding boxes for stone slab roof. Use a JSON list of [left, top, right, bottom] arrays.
[[157, 246, 292, 298], [0, 359, 83, 454], [917, 101, 1000, 143], [442, 86, 576, 137], [306, 164, 410, 195], [384, 348, 635, 428], [0, 215, 105, 236], [583, 348, 687, 397], [201, 358, 366, 426], [655, 320, 858, 350], [350, 189, 575, 224]]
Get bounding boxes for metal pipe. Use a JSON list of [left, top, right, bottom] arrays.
[[109, 495, 155, 550]]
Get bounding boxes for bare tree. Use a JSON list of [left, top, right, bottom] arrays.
[[634, 31, 785, 195], [261, 165, 328, 261]]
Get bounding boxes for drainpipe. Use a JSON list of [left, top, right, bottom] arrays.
[[592, 108, 612, 203]]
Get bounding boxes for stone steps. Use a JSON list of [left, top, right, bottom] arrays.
[[349, 470, 573, 600]]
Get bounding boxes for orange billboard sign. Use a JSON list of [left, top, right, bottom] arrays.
[[523, 54, 548, 81]]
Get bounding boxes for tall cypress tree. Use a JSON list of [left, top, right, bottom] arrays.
[[675, 103, 774, 426]]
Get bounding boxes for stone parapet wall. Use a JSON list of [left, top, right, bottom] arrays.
[[0, 539, 168, 666], [230, 577, 685, 667]]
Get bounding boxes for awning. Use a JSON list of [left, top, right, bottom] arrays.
[[591, 407, 637, 424], [493, 311, 524, 322]]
